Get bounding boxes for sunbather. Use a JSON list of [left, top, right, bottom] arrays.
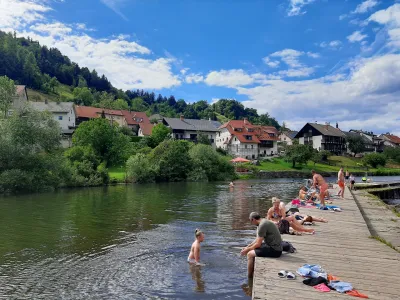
[[267, 197, 315, 234], [291, 213, 328, 224]]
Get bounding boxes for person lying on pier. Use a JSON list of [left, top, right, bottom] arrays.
[[240, 212, 282, 278], [187, 229, 205, 266], [266, 197, 315, 234], [290, 212, 328, 224]]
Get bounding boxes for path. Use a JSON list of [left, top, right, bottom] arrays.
[[252, 186, 400, 300]]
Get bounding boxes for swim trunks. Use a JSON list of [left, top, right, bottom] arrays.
[[320, 183, 328, 194], [338, 181, 345, 188]]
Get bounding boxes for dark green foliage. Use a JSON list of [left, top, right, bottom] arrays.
[[363, 153, 387, 168], [150, 123, 171, 146], [284, 144, 313, 168], [72, 118, 132, 166], [347, 135, 366, 156], [384, 147, 400, 164], [197, 132, 211, 145]]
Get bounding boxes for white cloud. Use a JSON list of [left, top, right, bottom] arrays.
[[278, 67, 315, 77], [287, 0, 316, 16], [353, 0, 379, 14], [185, 73, 204, 84], [100, 0, 128, 21], [263, 57, 280, 68], [204, 69, 257, 88], [270, 49, 304, 67], [339, 14, 348, 20], [347, 30, 368, 42], [0, 0, 182, 90], [307, 52, 320, 58], [320, 40, 343, 49], [369, 3, 400, 26]]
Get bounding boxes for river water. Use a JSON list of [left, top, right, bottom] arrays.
[[1, 177, 399, 299]]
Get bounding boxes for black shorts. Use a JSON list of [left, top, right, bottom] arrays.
[[254, 245, 282, 258], [345, 176, 349, 180], [351, 180, 355, 184]]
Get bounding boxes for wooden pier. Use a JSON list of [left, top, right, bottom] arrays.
[[252, 186, 400, 300]]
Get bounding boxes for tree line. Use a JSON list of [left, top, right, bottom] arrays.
[[0, 30, 281, 128]]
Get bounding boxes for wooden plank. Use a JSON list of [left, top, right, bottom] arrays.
[[252, 186, 400, 300]]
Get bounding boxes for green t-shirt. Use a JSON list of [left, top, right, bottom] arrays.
[[257, 219, 282, 251]]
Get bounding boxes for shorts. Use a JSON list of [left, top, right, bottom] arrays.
[[254, 245, 282, 258], [351, 180, 355, 184], [320, 183, 328, 194], [338, 181, 345, 188], [345, 176, 349, 180]]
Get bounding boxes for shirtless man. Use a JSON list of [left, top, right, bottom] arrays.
[[298, 186, 316, 201], [337, 167, 345, 198], [311, 170, 328, 207], [188, 229, 205, 265]]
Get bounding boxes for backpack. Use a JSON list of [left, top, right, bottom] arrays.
[[281, 241, 296, 253], [277, 219, 290, 234]]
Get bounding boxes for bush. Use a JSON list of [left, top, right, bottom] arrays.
[[126, 153, 155, 183], [384, 147, 400, 164], [362, 153, 387, 168]]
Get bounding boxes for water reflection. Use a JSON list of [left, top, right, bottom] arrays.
[[189, 264, 205, 293]]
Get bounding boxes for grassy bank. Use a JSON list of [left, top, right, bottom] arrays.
[[255, 156, 400, 175], [108, 166, 126, 182]]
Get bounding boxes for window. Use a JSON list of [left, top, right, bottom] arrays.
[[235, 137, 237, 141], [58, 116, 63, 120], [248, 128, 253, 132], [251, 145, 253, 149], [234, 128, 242, 132], [245, 145, 247, 149], [284, 137, 286, 141], [69, 117, 70, 122], [245, 135, 252, 140], [252, 154, 255, 159]]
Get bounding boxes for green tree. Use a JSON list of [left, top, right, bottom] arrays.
[[197, 132, 211, 145], [284, 144, 313, 168], [362, 153, 387, 168], [72, 118, 131, 166], [384, 147, 400, 164], [151, 123, 171, 146], [112, 99, 129, 110], [23, 52, 42, 89], [347, 135, 365, 157], [126, 153, 155, 183], [149, 140, 192, 181], [73, 87, 94, 106], [131, 97, 148, 112], [0, 76, 16, 118], [49, 76, 59, 93], [77, 75, 88, 88]]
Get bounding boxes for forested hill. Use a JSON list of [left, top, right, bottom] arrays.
[[0, 30, 280, 128]]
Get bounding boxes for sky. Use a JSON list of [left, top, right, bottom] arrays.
[[1, 0, 400, 135]]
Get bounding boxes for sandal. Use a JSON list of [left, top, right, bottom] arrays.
[[278, 270, 288, 278], [286, 272, 296, 280]]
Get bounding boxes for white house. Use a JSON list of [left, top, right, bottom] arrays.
[[295, 122, 347, 155], [162, 116, 221, 147], [216, 119, 279, 159], [6, 85, 28, 117], [279, 131, 298, 145], [30, 101, 75, 147]]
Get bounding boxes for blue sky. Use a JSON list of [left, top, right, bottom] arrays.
[[1, 0, 400, 135]]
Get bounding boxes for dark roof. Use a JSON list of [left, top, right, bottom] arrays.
[[283, 131, 298, 140], [30, 102, 73, 113], [295, 123, 346, 138], [163, 117, 221, 132]]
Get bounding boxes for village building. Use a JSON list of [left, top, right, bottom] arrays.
[[74, 106, 127, 127], [6, 85, 28, 116], [30, 101, 75, 147], [349, 129, 384, 152], [138, 123, 154, 137], [379, 133, 400, 147], [121, 110, 151, 135], [216, 119, 279, 159], [295, 122, 346, 155], [279, 130, 298, 145], [162, 115, 221, 146], [342, 131, 375, 155]]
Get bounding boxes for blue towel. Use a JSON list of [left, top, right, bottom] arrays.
[[329, 281, 353, 293], [297, 264, 327, 279]]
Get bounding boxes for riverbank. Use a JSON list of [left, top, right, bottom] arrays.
[[252, 186, 400, 299]]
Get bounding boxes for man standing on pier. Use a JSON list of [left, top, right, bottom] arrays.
[[312, 170, 329, 207], [240, 212, 282, 278]]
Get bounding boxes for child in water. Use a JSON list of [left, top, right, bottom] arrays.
[[188, 229, 205, 265]]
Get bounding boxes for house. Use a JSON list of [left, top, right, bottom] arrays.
[[349, 129, 384, 152], [295, 122, 346, 155], [379, 133, 400, 147], [149, 114, 164, 124], [75, 106, 127, 127], [30, 101, 75, 148], [279, 131, 298, 145], [121, 110, 150, 135], [216, 119, 279, 159], [6, 85, 28, 116], [162, 115, 221, 146], [343, 131, 375, 154], [138, 123, 154, 136]]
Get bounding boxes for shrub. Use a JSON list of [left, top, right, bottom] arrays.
[[362, 153, 387, 168], [126, 153, 155, 183]]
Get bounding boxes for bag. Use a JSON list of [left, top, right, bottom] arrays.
[[281, 241, 296, 253], [278, 219, 290, 234]]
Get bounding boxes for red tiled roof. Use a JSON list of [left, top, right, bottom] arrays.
[[75, 106, 123, 118], [385, 134, 400, 144], [121, 111, 150, 125], [139, 123, 154, 136], [220, 120, 279, 144]]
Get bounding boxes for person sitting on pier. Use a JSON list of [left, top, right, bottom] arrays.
[[299, 186, 317, 201], [240, 212, 282, 278], [266, 197, 315, 234]]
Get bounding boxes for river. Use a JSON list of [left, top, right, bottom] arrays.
[[1, 177, 399, 299]]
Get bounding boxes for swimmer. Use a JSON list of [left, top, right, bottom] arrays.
[[229, 181, 235, 187], [188, 229, 205, 265]]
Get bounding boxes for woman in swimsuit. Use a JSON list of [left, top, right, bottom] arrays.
[[266, 197, 315, 234]]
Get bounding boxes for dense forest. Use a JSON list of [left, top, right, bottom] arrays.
[[0, 30, 280, 128]]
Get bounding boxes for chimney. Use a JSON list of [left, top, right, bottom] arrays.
[[325, 122, 329, 130], [180, 115, 184, 121], [336, 122, 338, 129], [244, 117, 248, 124]]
